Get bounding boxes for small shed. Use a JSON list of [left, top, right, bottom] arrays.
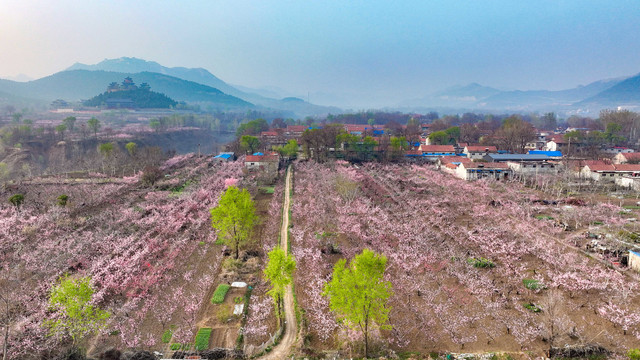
[[213, 152, 235, 162]]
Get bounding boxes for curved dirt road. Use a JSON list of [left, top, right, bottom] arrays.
[[261, 164, 297, 359]]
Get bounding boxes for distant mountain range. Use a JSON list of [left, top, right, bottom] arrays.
[[65, 57, 340, 116], [400, 75, 636, 114], [0, 70, 251, 109], [3, 56, 640, 115]]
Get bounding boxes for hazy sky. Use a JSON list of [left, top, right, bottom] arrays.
[[1, 0, 640, 107]]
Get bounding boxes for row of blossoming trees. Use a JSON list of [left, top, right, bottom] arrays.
[[0, 154, 247, 358], [290, 161, 640, 356]]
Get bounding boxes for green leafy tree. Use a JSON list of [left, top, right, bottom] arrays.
[[55, 124, 67, 141], [8, 194, 24, 208], [263, 246, 296, 327], [149, 119, 161, 132], [63, 116, 76, 132], [428, 130, 450, 145], [45, 276, 110, 345], [87, 117, 101, 138], [98, 143, 114, 157], [240, 135, 260, 154], [323, 249, 392, 358], [57, 195, 69, 207], [210, 186, 258, 259], [275, 139, 299, 159], [125, 142, 137, 157]]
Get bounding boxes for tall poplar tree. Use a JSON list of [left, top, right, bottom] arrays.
[[210, 186, 257, 259], [323, 249, 392, 358]]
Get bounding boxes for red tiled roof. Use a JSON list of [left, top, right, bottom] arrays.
[[621, 153, 640, 161], [344, 124, 384, 132], [261, 131, 278, 136], [286, 125, 307, 132], [614, 164, 640, 172], [585, 164, 616, 172], [440, 156, 472, 164], [419, 144, 455, 152], [465, 145, 498, 152], [445, 163, 458, 169], [245, 155, 279, 162]]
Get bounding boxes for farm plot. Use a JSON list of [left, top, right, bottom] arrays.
[[290, 161, 640, 357], [0, 155, 247, 358]]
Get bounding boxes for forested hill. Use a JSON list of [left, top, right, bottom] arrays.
[[83, 86, 177, 108], [0, 70, 253, 109]]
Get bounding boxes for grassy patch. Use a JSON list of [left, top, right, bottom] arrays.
[[534, 214, 554, 220], [161, 328, 173, 343], [467, 257, 495, 268], [217, 303, 235, 322], [523, 278, 545, 290], [523, 303, 542, 313], [260, 186, 275, 194], [194, 327, 212, 351], [211, 284, 231, 304], [623, 205, 640, 209], [170, 343, 192, 351]]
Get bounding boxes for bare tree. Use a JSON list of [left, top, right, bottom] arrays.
[[542, 289, 575, 354]]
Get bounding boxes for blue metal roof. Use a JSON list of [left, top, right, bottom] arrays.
[[529, 150, 562, 157], [252, 152, 264, 156], [631, 250, 640, 257], [214, 153, 233, 159]]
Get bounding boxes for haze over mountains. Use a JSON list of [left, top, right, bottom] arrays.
[[2, 57, 640, 116]]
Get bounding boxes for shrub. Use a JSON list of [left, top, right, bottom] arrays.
[[170, 343, 181, 351], [629, 348, 640, 360], [9, 194, 24, 207], [194, 327, 212, 351], [161, 329, 173, 343], [523, 303, 541, 313], [234, 296, 244, 304], [57, 194, 69, 206], [222, 257, 242, 271], [467, 257, 495, 268], [523, 278, 545, 290], [141, 166, 162, 186], [211, 284, 231, 304]]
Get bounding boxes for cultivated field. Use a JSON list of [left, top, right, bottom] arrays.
[[290, 161, 640, 358]]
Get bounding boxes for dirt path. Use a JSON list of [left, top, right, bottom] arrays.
[[261, 164, 297, 360]]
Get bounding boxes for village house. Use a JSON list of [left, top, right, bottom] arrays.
[[284, 125, 308, 138], [484, 153, 555, 163], [526, 132, 550, 151], [463, 145, 498, 160], [344, 124, 385, 137], [212, 152, 235, 162], [613, 152, 640, 164], [544, 134, 586, 153], [506, 160, 559, 175], [418, 144, 456, 159], [603, 146, 635, 155], [454, 162, 512, 181], [437, 156, 472, 175], [244, 152, 280, 175], [580, 163, 640, 181]]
